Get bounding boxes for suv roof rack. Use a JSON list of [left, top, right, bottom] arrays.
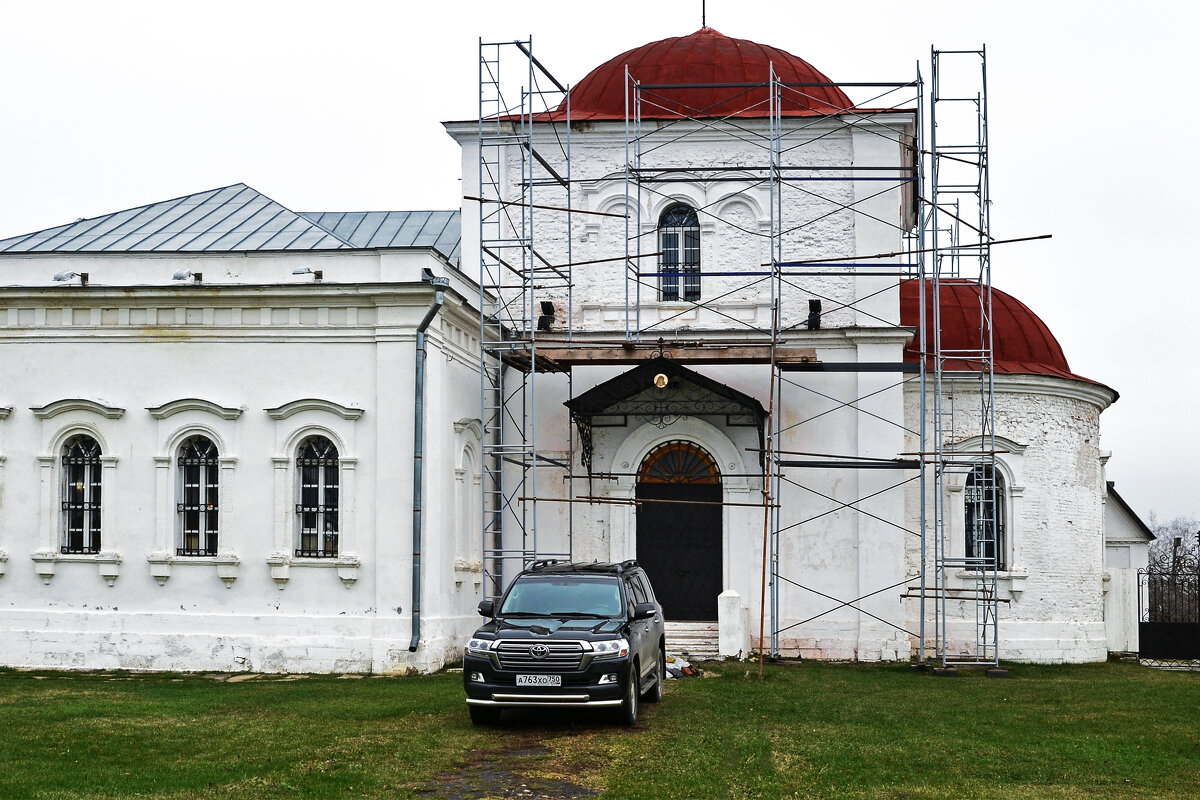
[[523, 560, 641, 576]]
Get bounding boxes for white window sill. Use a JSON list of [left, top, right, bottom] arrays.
[[265, 553, 360, 589], [454, 560, 483, 589], [147, 552, 240, 587], [32, 550, 122, 586], [950, 568, 1029, 597]]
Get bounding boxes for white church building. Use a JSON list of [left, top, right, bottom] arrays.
[[0, 28, 1150, 673]]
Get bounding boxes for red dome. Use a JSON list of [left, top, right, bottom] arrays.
[[558, 28, 851, 120], [900, 279, 1100, 384]]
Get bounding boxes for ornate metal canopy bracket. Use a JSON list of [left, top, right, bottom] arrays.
[[565, 354, 767, 473]]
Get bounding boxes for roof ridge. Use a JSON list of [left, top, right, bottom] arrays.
[[246, 188, 353, 247], [299, 209, 459, 216]]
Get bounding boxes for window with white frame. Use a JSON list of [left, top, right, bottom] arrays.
[[176, 435, 219, 556], [296, 436, 339, 558], [659, 203, 701, 302], [61, 434, 102, 554], [965, 463, 1006, 570]]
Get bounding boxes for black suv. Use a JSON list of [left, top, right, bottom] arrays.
[[463, 560, 665, 726]]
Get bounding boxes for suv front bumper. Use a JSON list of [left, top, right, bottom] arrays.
[[463, 652, 630, 708]]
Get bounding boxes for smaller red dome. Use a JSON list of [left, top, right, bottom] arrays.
[[558, 28, 851, 120], [900, 279, 1101, 385]]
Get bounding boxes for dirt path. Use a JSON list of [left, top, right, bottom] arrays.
[[419, 741, 600, 800]]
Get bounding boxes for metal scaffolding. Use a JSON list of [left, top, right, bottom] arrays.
[[473, 35, 1001, 664], [476, 37, 574, 599], [927, 46, 1000, 665]]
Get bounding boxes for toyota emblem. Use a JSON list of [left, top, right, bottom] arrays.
[[529, 644, 550, 659]]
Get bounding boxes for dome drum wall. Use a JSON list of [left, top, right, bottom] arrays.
[[901, 377, 1111, 663], [478, 115, 913, 336]]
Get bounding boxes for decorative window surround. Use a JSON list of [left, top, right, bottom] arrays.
[[266, 399, 364, 420], [31, 550, 122, 586], [154, 445, 236, 576], [0, 406, 11, 419], [945, 449, 1024, 573], [148, 398, 242, 420], [31, 399, 124, 419], [146, 552, 241, 587], [271, 438, 357, 586], [0, 548, 8, 578], [36, 450, 118, 576], [453, 418, 483, 589]]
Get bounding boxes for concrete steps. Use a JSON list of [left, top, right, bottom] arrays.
[[665, 621, 720, 661]]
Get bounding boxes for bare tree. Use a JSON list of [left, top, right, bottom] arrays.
[[1144, 512, 1199, 624], [1146, 512, 1200, 562]]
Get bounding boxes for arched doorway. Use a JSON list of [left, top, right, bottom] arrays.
[[635, 440, 722, 620]]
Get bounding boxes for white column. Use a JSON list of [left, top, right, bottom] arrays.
[[153, 456, 172, 552], [36, 455, 56, 551]]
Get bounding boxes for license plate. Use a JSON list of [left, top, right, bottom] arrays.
[[516, 674, 562, 687]]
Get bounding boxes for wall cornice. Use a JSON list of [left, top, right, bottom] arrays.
[[948, 373, 1117, 410]]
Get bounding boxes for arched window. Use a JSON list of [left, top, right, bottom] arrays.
[[177, 435, 219, 556], [659, 204, 700, 302], [638, 440, 721, 484], [61, 434, 102, 554], [296, 436, 339, 558], [965, 463, 1005, 570]]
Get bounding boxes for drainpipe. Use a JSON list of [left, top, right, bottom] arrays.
[[410, 270, 450, 652]]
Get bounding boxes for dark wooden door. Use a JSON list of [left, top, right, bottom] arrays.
[[636, 481, 722, 620]]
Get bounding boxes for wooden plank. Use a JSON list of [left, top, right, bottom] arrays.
[[531, 345, 818, 367]]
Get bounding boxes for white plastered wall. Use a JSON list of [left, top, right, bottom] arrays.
[[0, 253, 485, 674]]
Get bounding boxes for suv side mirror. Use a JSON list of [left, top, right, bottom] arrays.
[[477, 599, 494, 617], [633, 602, 657, 620]]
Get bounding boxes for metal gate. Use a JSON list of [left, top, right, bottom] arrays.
[[1139, 537, 1200, 664]]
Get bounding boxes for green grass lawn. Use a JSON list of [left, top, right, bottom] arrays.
[[1, 660, 1197, 800]]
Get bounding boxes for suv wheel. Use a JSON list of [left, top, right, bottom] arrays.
[[618, 660, 639, 725], [469, 705, 501, 726], [643, 647, 665, 703]]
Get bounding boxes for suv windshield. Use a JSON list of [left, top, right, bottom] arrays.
[[499, 576, 623, 617]]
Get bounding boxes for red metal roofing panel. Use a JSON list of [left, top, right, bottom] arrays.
[[899, 279, 1106, 387], [549, 28, 852, 120]]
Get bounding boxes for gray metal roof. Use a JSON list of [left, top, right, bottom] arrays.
[[0, 183, 461, 263], [299, 210, 461, 263]]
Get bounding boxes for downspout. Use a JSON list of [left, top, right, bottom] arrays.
[[410, 272, 450, 652]]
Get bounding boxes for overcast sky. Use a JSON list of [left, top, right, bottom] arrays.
[[1, 0, 1196, 522]]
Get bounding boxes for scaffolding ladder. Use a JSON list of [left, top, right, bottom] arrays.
[[928, 46, 1000, 666], [477, 38, 574, 599]]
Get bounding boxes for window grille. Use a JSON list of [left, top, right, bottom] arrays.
[[296, 436, 339, 558], [177, 436, 219, 556], [965, 464, 1005, 570], [61, 435, 102, 554], [659, 204, 700, 302]]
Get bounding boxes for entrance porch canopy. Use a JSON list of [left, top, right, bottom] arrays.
[[565, 356, 767, 473]]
